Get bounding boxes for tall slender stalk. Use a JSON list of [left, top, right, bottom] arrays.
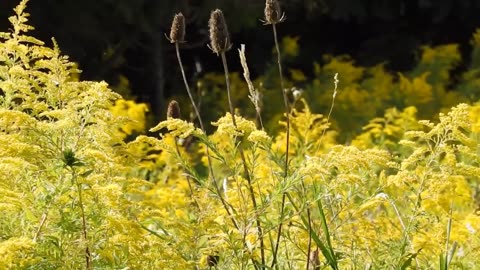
[[263, 1, 290, 267], [33, 212, 48, 242], [306, 207, 312, 270], [207, 8, 265, 267], [173, 138, 200, 206], [270, 20, 291, 270], [221, 51, 266, 269], [315, 73, 339, 155], [174, 41, 239, 230], [33, 174, 67, 242], [73, 168, 91, 270], [440, 202, 455, 270]]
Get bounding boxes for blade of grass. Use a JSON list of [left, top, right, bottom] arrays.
[[315, 196, 338, 269], [284, 192, 338, 270], [441, 202, 456, 270]]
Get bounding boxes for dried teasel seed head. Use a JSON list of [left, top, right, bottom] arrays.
[[167, 100, 181, 119], [208, 9, 231, 55], [169, 13, 185, 43], [264, 0, 285, 24]]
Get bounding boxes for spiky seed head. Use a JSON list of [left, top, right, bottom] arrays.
[[167, 100, 181, 119], [169, 13, 185, 43], [264, 0, 284, 24], [208, 9, 231, 55]]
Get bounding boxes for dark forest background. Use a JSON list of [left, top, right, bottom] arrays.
[[2, 0, 480, 121]]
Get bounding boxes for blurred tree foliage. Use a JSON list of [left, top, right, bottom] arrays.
[[0, 0, 263, 119], [192, 30, 480, 143], [1, 0, 480, 125]]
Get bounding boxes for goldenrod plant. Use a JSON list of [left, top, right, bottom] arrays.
[[0, 1, 154, 268], [2, 0, 480, 269]]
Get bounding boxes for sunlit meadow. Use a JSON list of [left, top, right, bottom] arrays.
[[1, 0, 480, 269]]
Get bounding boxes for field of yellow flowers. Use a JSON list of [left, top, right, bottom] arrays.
[[1, 0, 480, 269]]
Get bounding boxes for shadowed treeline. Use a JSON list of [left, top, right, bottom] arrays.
[[1, 0, 480, 121]]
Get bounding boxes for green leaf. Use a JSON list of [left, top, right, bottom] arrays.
[[440, 253, 446, 270], [80, 169, 94, 178], [400, 249, 421, 270]]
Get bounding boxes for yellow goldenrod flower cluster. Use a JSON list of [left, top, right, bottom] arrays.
[[2, 1, 480, 269]]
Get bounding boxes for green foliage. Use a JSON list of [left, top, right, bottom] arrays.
[[197, 34, 479, 142], [0, 2, 156, 268], [2, 1, 480, 269]]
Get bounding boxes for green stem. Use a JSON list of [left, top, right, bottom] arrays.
[[73, 168, 91, 270], [33, 212, 47, 242], [306, 207, 312, 270], [271, 21, 291, 270], [221, 51, 265, 269], [174, 139, 201, 210], [175, 42, 239, 230]]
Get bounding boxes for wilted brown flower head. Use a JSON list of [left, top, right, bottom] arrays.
[[264, 0, 285, 24], [208, 9, 231, 55], [169, 13, 185, 43], [167, 100, 181, 119]]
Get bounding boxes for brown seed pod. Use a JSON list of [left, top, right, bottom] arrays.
[[169, 13, 185, 43], [208, 9, 231, 55], [167, 100, 181, 119], [264, 0, 285, 24]]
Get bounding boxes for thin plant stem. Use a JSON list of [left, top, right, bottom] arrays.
[[397, 178, 425, 268], [272, 24, 290, 172], [257, 113, 264, 130], [33, 212, 47, 242], [176, 42, 262, 269], [315, 73, 339, 155], [271, 22, 290, 269], [73, 168, 91, 270], [306, 207, 312, 270], [174, 139, 201, 210], [399, 136, 442, 267], [221, 51, 265, 269], [174, 44, 205, 133], [442, 202, 455, 270], [174, 42, 239, 230], [325, 73, 338, 129], [33, 173, 68, 242]]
